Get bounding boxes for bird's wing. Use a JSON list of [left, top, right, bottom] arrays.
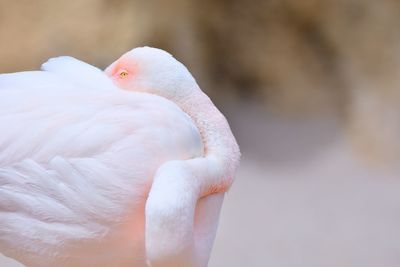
[[0, 71, 68, 91], [0, 83, 203, 266], [41, 56, 116, 90]]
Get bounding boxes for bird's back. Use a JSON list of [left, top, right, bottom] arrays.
[[0, 75, 203, 266]]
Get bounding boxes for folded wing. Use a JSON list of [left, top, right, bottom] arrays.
[[0, 80, 203, 267], [41, 56, 117, 91]]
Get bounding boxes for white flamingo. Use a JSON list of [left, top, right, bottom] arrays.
[[0, 47, 240, 267]]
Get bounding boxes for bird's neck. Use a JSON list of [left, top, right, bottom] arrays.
[[176, 86, 240, 190]]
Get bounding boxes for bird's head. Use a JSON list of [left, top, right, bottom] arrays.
[[105, 46, 198, 101]]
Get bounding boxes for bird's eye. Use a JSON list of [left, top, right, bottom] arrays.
[[118, 70, 129, 78]]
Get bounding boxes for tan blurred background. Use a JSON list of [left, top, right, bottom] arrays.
[[1, 0, 400, 266]]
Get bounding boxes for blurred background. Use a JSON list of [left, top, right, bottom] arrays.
[[1, 0, 400, 266]]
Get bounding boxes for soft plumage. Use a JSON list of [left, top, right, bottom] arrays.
[[0, 47, 240, 267], [0, 73, 202, 267]]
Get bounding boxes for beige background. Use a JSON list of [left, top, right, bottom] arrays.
[[1, 1, 400, 266]]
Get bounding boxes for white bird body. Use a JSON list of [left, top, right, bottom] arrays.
[[0, 47, 240, 267]]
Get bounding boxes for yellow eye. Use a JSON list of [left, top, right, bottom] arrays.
[[118, 70, 129, 78]]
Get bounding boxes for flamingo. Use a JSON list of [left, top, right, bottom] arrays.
[[0, 47, 240, 267]]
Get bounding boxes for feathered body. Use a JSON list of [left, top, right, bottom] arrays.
[[0, 59, 202, 266], [0, 47, 240, 267]]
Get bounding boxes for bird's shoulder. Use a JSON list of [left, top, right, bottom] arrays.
[[0, 87, 203, 166], [41, 56, 116, 91]]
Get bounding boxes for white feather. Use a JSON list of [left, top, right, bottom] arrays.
[[0, 68, 203, 266], [41, 56, 117, 91]]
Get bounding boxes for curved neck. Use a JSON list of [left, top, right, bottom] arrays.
[[176, 86, 240, 185]]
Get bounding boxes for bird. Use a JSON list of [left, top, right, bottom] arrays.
[[0, 47, 240, 267]]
